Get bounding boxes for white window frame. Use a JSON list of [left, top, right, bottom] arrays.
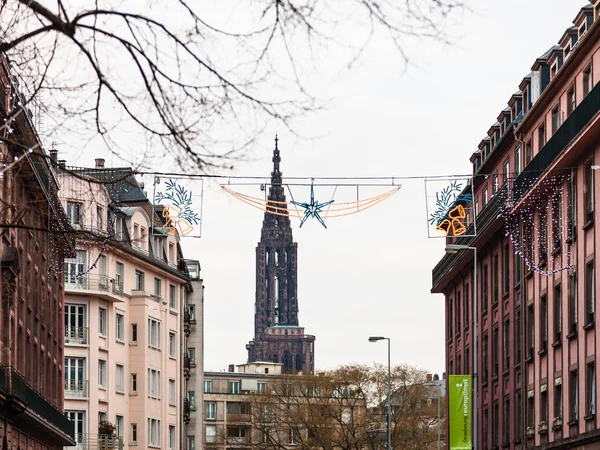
[[116, 313, 125, 342], [131, 323, 138, 344], [204, 380, 212, 393], [98, 307, 107, 336], [116, 415, 124, 439], [169, 425, 176, 450], [131, 423, 138, 444], [135, 270, 145, 291], [206, 401, 216, 420], [148, 418, 161, 446], [169, 379, 176, 406], [98, 360, 107, 388], [169, 332, 176, 358], [229, 381, 240, 394], [148, 318, 161, 349], [131, 373, 137, 393], [115, 364, 125, 393], [148, 368, 161, 398]]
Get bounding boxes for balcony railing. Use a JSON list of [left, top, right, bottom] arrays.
[[0, 364, 75, 441], [184, 354, 191, 380], [65, 380, 89, 398], [184, 311, 191, 337], [514, 79, 600, 202], [65, 274, 124, 297], [65, 326, 89, 345], [183, 398, 191, 424], [65, 433, 124, 450]]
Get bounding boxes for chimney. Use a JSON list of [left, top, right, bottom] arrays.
[[426, 373, 433, 382], [228, 364, 235, 373], [95, 158, 105, 168], [49, 149, 58, 163], [58, 160, 66, 169]]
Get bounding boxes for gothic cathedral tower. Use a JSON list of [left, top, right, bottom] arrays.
[[246, 137, 315, 374]]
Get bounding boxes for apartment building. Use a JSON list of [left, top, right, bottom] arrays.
[[58, 159, 189, 449], [432, 1, 600, 449], [0, 57, 76, 449], [183, 259, 205, 450]]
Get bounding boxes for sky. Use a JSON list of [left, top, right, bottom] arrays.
[[62, 1, 588, 376]]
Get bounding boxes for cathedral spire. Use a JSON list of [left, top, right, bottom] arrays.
[[271, 135, 282, 186]]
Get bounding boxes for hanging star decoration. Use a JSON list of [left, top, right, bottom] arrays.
[[290, 184, 335, 228]]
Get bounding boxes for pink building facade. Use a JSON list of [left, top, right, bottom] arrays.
[[433, 2, 600, 449], [59, 161, 188, 449]]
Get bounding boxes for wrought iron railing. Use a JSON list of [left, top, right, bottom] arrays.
[[65, 379, 89, 398], [0, 364, 75, 439], [65, 433, 124, 450], [65, 326, 89, 345], [514, 79, 600, 202], [64, 274, 124, 296]]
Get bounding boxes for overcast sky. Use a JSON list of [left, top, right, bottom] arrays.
[[65, 1, 587, 375]]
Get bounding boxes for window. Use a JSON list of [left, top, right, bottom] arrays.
[[503, 319, 510, 372], [568, 172, 577, 240], [569, 272, 578, 334], [229, 381, 241, 394], [503, 397, 510, 444], [482, 332, 488, 385], [492, 401, 499, 448], [98, 360, 106, 388], [134, 270, 145, 291], [148, 369, 161, 398], [188, 391, 195, 409], [131, 323, 137, 344], [98, 307, 107, 336], [527, 304, 535, 359], [554, 284, 562, 342], [539, 209, 547, 263], [116, 364, 125, 393], [492, 174, 499, 195], [586, 260, 595, 326], [153, 236, 164, 259], [133, 224, 140, 247], [169, 332, 176, 358], [541, 389, 548, 423], [492, 326, 498, 378], [482, 263, 488, 314], [448, 297, 453, 337], [206, 401, 217, 420], [515, 146, 522, 175], [540, 295, 548, 351], [525, 139, 532, 166], [527, 393, 535, 429], [148, 318, 161, 349], [551, 105, 560, 134], [187, 436, 195, 450], [154, 278, 162, 297], [258, 382, 266, 393], [570, 370, 579, 422], [455, 291, 461, 336], [131, 373, 137, 393], [206, 425, 216, 444], [463, 282, 469, 328], [116, 313, 124, 341], [131, 423, 137, 444], [169, 379, 176, 405], [148, 418, 161, 446], [552, 194, 562, 250], [188, 348, 196, 364], [515, 308, 522, 366], [189, 304, 196, 321], [502, 242, 510, 295], [567, 86, 576, 116], [538, 122, 546, 149], [67, 201, 82, 225], [64, 250, 86, 284], [204, 380, 212, 393], [115, 262, 124, 290], [555, 382, 563, 421], [169, 242, 175, 264], [97, 206, 104, 230], [116, 415, 124, 439], [583, 65, 593, 97], [585, 160, 594, 221], [587, 363, 596, 417], [492, 254, 499, 305], [169, 425, 176, 450], [482, 188, 488, 209], [169, 284, 176, 309]]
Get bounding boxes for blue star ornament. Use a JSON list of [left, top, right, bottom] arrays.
[[290, 184, 334, 229]]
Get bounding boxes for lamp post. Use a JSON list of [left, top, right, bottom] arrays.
[[445, 244, 477, 450], [424, 376, 442, 450], [369, 336, 391, 450]]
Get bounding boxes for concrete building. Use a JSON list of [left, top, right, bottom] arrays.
[[246, 138, 315, 374], [58, 161, 189, 449], [183, 259, 204, 450], [0, 57, 76, 449], [432, 2, 600, 449]]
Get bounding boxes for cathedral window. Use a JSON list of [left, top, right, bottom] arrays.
[[266, 249, 270, 266], [275, 250, 279, 266]]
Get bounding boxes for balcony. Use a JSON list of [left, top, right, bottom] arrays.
[[227, 413, 252, 423], [65, 274, 124, 302], [65, 433, 124, 450], [65, 380, 89, 398], [514, 79, 600, 203], [183, 398, 191, 424], [184, 354, 191, 380], [184, 310, 191, 337], [65, 326, 89, 345], [0, 364, 75, 445]]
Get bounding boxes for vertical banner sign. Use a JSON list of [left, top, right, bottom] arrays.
[[449, 375, 472, 450]]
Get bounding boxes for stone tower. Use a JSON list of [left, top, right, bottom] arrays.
[[246, 137, 315, 374]]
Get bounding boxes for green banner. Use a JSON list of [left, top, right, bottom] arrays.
[[448, 375, 472, 450]]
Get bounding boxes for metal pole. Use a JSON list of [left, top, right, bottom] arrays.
[[437, 382, 441, 450], [472, 248, 478, 450], [387, 338, 392, 450]]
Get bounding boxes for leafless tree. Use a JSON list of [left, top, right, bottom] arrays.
[[0, 0, 464, 171]]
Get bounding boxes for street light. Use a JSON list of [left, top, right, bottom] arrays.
[[424, 375, 443, 450], [445, 244, 477, 450], [369, 336, 391, 450]]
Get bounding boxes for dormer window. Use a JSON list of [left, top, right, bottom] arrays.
[[564, 45, 571, 60], [525, 140, 533, 166], [67, 201, 82, 226], [595, 4, 600, 20], [523, 88, 529, 112], [579, 24, 587, 39], [550, 63, 558, 79]]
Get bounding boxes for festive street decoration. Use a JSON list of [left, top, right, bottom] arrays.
[[222, 184, 401, 228], [154, 177, 203, 237], [290, 184, 335, 228], [425, 178, 475, 238]]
